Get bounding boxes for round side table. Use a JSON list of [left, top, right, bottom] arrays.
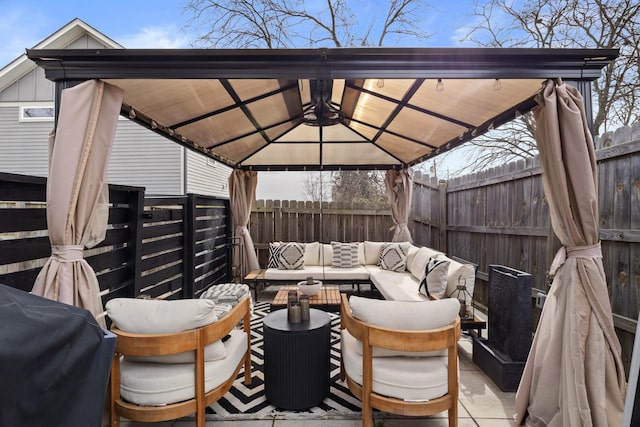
[[262, 308, 331, 410]]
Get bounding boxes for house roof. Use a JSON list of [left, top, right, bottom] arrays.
[[26, 47, 617, 171], [0, 18, 122, 93]]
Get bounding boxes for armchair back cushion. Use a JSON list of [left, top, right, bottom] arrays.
[[348, 296, 459, 357], [106, 298, 226, 363]]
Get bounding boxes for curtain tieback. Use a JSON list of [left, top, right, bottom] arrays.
[[51, 245, 85, 262], [389, 222, 407, 231], [235, 225, 248, 236], [549, 242, 602, 275]]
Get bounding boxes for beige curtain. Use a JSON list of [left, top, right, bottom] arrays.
[[515, 80, 625, 426], [384, 168, 413, 242], [32, 80, 124, 328], [228, 169, 260, 278]]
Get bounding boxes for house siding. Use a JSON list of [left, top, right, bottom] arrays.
[[0, 106, 184, 194], [185, 149, 232, 198], [0, 106, 51, 177], [108, 120, 184, 195], [0, 21, 227, 197]]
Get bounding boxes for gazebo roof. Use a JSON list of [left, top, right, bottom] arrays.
[[27, 47, 617, 171]]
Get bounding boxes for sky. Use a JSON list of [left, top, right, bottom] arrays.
[[0, 0, 479, 200], [0, 0, 481, 67]]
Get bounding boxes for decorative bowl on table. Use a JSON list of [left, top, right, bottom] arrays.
[[297, 280, 322, 296]]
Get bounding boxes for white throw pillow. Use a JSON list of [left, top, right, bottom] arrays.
[[418, 257, 450, 299], [106, 298, 226, 362], [277, 242, 304, 270], [378, 242, 410, 272], [331, 241, 360, 268]]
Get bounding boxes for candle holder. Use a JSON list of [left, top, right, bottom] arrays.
[[299, 295, 310, 321], [447, 275, 474, 320], [287, 290, 300, 323]]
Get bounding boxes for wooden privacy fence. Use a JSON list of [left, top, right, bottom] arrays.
[[0, 172, 232, 310], [249, 199, 393, 267], [411, 124, 640, 373]]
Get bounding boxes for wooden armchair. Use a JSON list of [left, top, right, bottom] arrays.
[[340, 294, 460, 427], [107, 297, 252, 427]]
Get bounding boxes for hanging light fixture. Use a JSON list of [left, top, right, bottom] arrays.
[[436, 79, 445, 92], [302, 79, 344, 127], [493, 78, 502, 90]]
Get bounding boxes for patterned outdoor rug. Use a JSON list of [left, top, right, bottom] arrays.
[[205, 301, 363, 420]]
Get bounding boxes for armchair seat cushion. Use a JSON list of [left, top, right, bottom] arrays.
[[341, 329, 449, 401], [119, 329, 247, 406]]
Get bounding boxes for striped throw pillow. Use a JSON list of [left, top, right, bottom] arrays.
[[331, 241, 360, 268]]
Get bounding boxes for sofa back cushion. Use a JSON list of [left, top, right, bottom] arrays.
[[408, 246, 445, 280], [436, 254, 476, 298], [363, 241, 384, 265], [303, 241, 320, 265]]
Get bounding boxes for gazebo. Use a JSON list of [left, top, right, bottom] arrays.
[[26, 47, 625, 426]]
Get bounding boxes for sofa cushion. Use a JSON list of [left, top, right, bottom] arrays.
[[331, 241, 360, 268], [364, 241, 385, 265], [367, 266, 424, 302], [405, 244, 420, 272], [408, 246, 445, 281], [263, 265, 370, 281], [378, 242, 410, 272], [319, 243, 333, 266], [106, 298, 226, 363], [303, 241, 321, 265], [436, 254, 476, 299], [120, 329, 247, 406], [418, 258, 450, 299], [276, 242, 304, 270]]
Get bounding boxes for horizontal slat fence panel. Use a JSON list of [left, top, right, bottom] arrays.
[[1, 172, 232, 311]]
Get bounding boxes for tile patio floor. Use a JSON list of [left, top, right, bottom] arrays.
[[118, 286, 518, 427]]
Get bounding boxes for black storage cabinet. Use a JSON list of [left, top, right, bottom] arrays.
[[0, 284, 116, 427]]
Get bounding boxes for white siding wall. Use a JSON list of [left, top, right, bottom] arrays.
[[1, 34, 224, 196], [0, 106, 184, 194], [0, 106, 51, 177], [108, 120, 183, 195], [185, 149, 232, 198]]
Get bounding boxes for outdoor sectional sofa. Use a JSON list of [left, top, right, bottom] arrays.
[[255, 241, 476, 307]]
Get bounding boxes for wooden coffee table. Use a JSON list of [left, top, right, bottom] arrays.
[[270, 286, 341, 312]]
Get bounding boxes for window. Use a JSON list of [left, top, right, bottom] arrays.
[[19, 106, 54, 122]]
